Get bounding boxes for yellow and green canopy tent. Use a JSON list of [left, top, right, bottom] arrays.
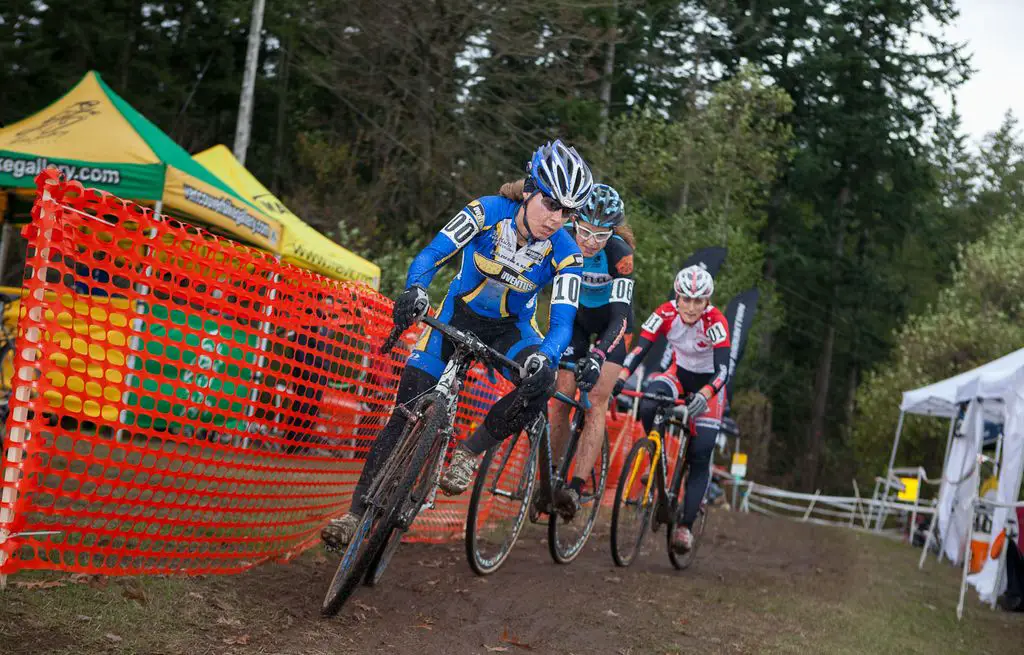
[[194, 145, 380, 289], [0, 71, 282, 251]]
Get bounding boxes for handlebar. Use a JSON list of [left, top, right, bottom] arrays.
[[617, 388, 690, 423], [618, 389, 687, 405], [550, 358, 592, 410], [380, 314, 523, 384]]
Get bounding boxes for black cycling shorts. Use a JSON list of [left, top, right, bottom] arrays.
[[564, 305, 632, 366]]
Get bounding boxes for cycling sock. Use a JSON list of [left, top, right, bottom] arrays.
[[463, 424, 500, 455], [568, 476, 586, 494]]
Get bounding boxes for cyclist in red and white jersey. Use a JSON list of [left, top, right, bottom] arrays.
[[612, 264, 730, 553]]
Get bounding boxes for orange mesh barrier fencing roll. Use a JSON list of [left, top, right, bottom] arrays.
[[0, 170, 514, 576]]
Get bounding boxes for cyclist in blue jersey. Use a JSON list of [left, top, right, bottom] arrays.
[[540, 184, 635, 520], [322, 140, 594, 549]]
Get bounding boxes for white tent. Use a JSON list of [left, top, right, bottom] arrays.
[[900, 348, 1024, 418], [882, 350, 1024, 565], [883, 348, 1024, 513], [951, 362, 1024, 617]]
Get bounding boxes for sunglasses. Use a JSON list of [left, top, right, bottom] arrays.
[[574, 220, 614, 243], [540, 194, 577, 218]]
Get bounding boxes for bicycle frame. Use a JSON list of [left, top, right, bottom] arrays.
[[535, 362, 592, 503], [621, 395, 690, 520], [373, 314, 523, 518]]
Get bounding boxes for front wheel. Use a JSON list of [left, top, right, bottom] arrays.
[[549, 432, 609, 565], [364, 406, 452, 586], [610, 438, 657, 567], [363, 523, 402, 587], [465, 428, 538, 576], [320, 395, 447, 616]]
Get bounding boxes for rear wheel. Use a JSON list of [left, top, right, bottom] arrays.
[[320, 395, 446, 616], [465, 427, 538, 575], [549, 431, 609, 564], [610, 438, 657, 567], [668, 503, 708, 570]]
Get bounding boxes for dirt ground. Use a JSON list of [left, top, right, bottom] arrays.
[[3, 510, 1022, 655]]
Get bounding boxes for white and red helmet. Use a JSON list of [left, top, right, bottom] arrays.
[[673, 265, 714, 299]]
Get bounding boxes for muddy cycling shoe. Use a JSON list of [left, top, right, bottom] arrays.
[[671, 525, 693, 553], [552, 487, 581, 523], [321, 512, 362, 551], [439, 447, 479, 495]]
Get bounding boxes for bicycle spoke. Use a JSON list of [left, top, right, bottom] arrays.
[[611, 439, 656, 567], [549, 432, 608, 565], [466, 429, 537, 575]]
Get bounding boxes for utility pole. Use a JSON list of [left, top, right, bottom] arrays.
[[234, 0, 266, 166]]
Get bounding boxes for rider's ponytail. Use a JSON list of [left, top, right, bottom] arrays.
[[499, 179, 526, 200], [614, 224, 636, 250]]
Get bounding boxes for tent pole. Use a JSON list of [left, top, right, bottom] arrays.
[[877, 411, 906, 531], [918, 514, 935, 569], [941, 414, 957, 480], [957, 498, 977, 621], [154, 200, 163, 216], [935, 416, 959, 565], [990, 535, 1004, 610], [993, 409, 1005, 481], [908, 467, 922, 543]]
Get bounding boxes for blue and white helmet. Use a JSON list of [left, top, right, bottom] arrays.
[[579, 183, 625, 228], [528, 139, 594, 210]]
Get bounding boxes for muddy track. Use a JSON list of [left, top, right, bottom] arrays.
[[7, 510, 1022, 655], [214, 510, 854, 654]]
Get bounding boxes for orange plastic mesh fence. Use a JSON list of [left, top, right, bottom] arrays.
[[0, 170, 517, 575]]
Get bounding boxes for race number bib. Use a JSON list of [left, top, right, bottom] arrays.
[[610, 278, 634, 304], [706, 322, 728, 345], [551, 273, 581, 306], [440, 209, 480, 248], [641, 312, 664, 334]]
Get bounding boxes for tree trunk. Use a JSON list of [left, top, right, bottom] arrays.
[[598, 0, 617, 146], [843, 364, 858, 442], [804, 185, 850, 488], [805, 320, 836, 488], [272, 31, 293, 196]]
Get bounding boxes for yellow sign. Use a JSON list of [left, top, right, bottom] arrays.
[[730, 452, 748, 478], [897, 476, 920, 502]]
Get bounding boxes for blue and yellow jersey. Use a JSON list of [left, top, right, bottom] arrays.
[[406, 195, 583, 362]]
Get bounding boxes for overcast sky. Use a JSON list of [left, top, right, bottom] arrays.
[[938, 0, 1024, 145]]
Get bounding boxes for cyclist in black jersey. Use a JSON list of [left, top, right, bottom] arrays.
[[543, 184, 635, 520]]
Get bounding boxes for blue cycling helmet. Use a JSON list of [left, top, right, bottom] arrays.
[[578, 183, 625, 228], [527, 139, 594, 210]]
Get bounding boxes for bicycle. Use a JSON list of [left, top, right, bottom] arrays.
[[320, 314, 522, 617], [610, 389, 709, 570], [464, 360, 609, 575]]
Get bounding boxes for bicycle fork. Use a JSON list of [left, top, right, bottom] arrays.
[[418, 363, 463, 514]]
